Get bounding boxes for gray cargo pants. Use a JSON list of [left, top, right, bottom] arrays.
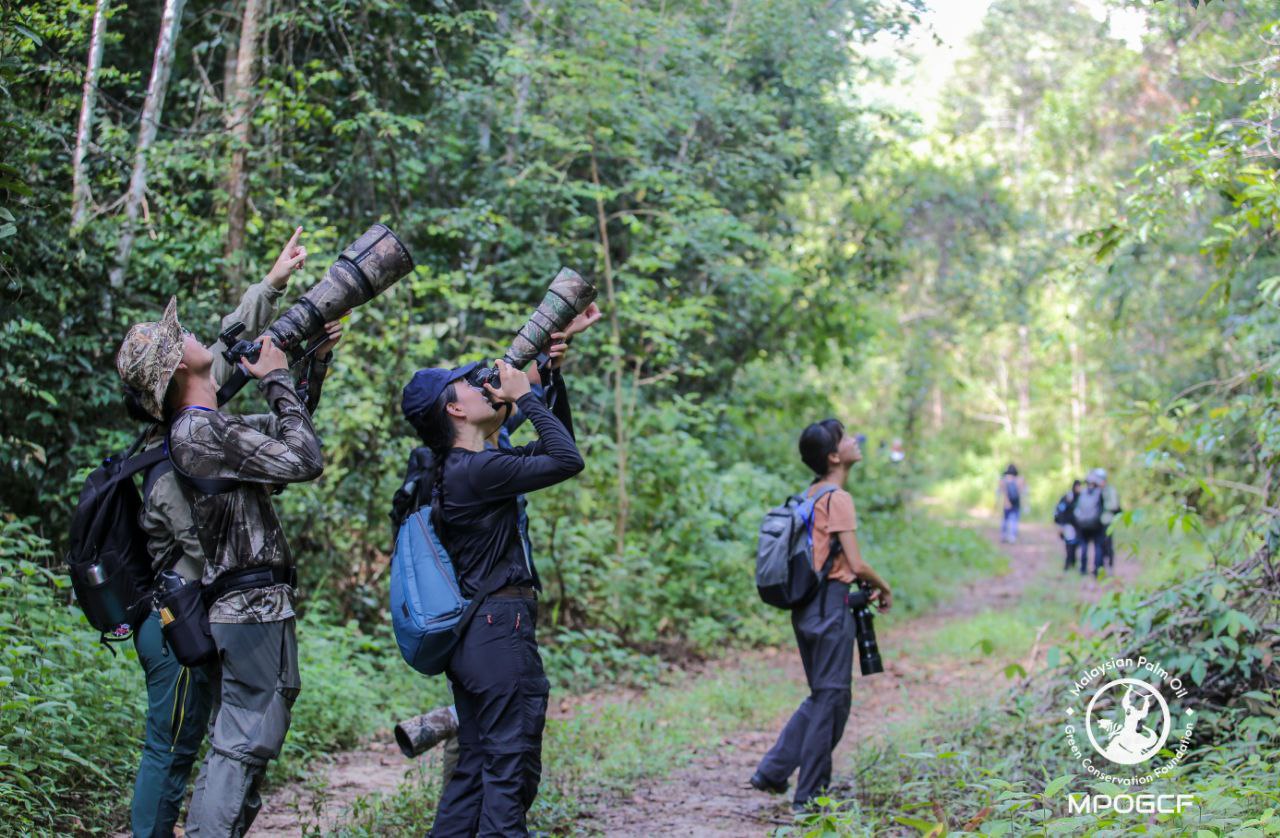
[[185, 618, 300, 837]]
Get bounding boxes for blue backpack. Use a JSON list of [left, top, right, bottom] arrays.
[[389, 506, 507, 676]]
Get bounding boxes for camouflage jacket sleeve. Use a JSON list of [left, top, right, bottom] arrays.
[[210, 279, 285, 386], [171, 369, 323, 484]]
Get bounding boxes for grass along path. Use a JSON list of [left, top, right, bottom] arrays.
[[254, 521, 1135, 835]]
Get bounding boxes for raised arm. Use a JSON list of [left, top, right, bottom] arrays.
[[210, 226, 308, 385], [473, 394, 583, 498]]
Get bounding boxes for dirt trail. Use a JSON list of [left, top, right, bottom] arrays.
[[580, 522, 1139, 837], [247, 521, 1136, 836]]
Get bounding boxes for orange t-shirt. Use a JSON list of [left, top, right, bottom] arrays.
[[808, 484, 858, 584]]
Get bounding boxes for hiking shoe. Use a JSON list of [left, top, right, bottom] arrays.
[[749, 773, 788, 795]]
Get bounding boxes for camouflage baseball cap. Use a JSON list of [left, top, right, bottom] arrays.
[[116, 296, 185, 421]]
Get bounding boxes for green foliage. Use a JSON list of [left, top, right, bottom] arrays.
[[859, 517, 1006, 618], [0, 518, 448, 832], [0, 519, 139, 833], [821, 540, 1280, 835]]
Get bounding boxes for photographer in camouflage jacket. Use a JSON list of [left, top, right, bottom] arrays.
[[117, 247, 329, 835]]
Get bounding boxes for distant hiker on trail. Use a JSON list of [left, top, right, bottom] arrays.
[[1054, 479, 1083, 574], [997, 464, 1026, 544], [1093, 468, 1122, 569], [1073, 471, 1109, 577], [751, 419, 892, 812], [115, 230, 338, 838], [402, 348, 584, 837]]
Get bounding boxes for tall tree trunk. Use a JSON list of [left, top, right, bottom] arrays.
[[71, 0, 110, 232], [590, 147, 628, 558], [1015, 323, 1031, 439], [1070, 330, 1085, 475], [108, 0, 187, 289], [223, 0, 262, 283]]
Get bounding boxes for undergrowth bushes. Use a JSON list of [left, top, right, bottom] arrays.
[[0, 518, 444, 834], [811, 545, 1280, 836]]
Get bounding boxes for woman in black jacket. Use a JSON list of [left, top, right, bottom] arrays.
[[401, 356, 583, 837]]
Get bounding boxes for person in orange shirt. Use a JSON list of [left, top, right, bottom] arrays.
[[751, 418, 892, 811]]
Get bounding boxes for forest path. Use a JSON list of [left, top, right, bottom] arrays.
[[248, 521, 1136, 836], [580, 522, 1138, 837]]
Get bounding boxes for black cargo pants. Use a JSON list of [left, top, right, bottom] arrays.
[[431, 594, 549, 838], [756, 580, 854, 805]]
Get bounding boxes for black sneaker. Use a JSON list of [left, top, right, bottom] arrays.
[[749, 773, 788, 795]]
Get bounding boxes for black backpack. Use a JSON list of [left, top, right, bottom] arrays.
[[390, 446, 436, 531], [1053, 493, 1074, 525], [64, 432, 167, 644]]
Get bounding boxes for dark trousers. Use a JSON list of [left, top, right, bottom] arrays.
[[756, 581, 855, 805], [1063, 539, 1080, 573], [131, 610, 213, 838], [187, 619, 300, 837], [1079, 529, 1107, 576], [1102, 531, 1116, 567], [432, 597, 549, 838]]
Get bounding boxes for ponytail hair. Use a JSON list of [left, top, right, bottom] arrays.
[[122, 379, 180, 425], [408, 383, 458, 533]]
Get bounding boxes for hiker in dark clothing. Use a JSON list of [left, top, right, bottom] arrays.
[[1093, 468, 1122, 568], [751, 419, 892, 811], [997, 464, 1026, 544], [1055, 480, 1083, 573], [1074, 473, 1108, 577], [402, 350, 583, 838]]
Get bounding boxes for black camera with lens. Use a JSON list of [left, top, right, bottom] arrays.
[[219, 321, 263, 367], [467, 267, 598, 401], [214, 223, 414, 405], [847, 581, 884, 676]]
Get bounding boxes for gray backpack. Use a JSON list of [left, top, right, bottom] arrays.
[[1074, 487, 1103, 533], [755, 485, 837, 609]]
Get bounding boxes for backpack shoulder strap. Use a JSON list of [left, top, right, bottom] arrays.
[[121, 444, 169, 481], [164, 427, 241, 495]]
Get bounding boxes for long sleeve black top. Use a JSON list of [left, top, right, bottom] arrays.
[[439, 390, 583, 597]]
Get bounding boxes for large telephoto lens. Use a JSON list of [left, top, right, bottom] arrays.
[[853, 606, 884, 676], [501, 267, 598, 368], [268, 223, 415, 351]]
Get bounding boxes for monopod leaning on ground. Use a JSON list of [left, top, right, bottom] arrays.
[[216, 223, 416, 404]]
